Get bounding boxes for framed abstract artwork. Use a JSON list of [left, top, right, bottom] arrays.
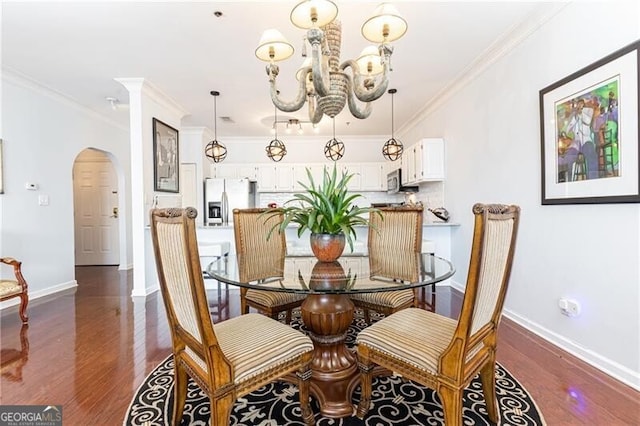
[[153, 118, 180, 193], [539, 40, 640, 204]]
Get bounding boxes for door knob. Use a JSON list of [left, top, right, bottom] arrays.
[[111, 207, 119, 218]]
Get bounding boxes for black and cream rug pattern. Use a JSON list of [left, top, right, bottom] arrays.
[[125, 313, 546, 425]]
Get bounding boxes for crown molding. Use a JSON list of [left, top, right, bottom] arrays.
[[115, 78, 189, 120], [2, 66, 128, 132], [398, 2, 570, 136]]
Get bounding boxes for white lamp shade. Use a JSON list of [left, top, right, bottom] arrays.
[[255, 29, 295, 62], [290, 0, 338, 29], [356, 45, 384, 75], [361, 3, 408, 43]]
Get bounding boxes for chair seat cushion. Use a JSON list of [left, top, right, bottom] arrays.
[[356, 308, 457, 374], [245, 289, 306, 308], [213, 313, 313, 384], [0, 280, 22, 297], [350, 288, 414, 308]]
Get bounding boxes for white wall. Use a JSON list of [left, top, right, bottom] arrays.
[[0, 73, 130, 302], [400, 2, 640, 388]]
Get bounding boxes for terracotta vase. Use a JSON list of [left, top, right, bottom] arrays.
[[310, 233, 345, 262]]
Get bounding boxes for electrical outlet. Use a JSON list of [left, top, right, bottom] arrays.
[[558, 298, 581, 317]]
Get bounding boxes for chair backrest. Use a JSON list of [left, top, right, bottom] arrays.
[[150, 207, 231, 379], [233, 208, 286, 282], [368, 206, 423, 283], [233, 208, 286, 256], [368, 206, 424, 254], [441, 203, 520, 376]]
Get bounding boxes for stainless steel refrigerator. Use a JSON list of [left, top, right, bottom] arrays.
[[204, 178, 257, 225]]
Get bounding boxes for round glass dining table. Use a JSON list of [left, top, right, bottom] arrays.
[[206, 251, 455, 418]]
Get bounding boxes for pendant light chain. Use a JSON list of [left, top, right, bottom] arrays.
[[382, 88, 403, 161], [205, 90, 227, 163]]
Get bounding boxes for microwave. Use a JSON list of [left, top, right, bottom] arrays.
[[387, 169, 419, 194]]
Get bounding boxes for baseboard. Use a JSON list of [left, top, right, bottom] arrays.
[[119, 263, 134, 271], [449, 279, 640, 391], [0, 280, 78, 311], [131, 283, 159, 298]]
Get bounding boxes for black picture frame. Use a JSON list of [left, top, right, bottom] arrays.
[[153, 118, 179, 193], [539, 40, 640, 205]]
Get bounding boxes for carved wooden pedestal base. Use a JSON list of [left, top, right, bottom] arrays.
[[301, 293, 360, 418]]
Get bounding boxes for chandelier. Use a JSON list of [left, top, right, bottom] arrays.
[[255, 1, 407, 124]]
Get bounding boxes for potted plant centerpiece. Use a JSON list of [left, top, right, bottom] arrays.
[[266, 165, 379, 262]]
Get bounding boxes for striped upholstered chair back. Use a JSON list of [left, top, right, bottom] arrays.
[[368, 205, 423, 254], [150, 207, 315, 426], [454, 203, 520, 347], [355, 203, 520, 425], [232, 208, 305, 322], [233, 208, 285, 257], [351, 205, 423, 323], [149, 207, 216, 363]]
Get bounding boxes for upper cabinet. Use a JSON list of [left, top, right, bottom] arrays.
[[401, 138, 445, 184], [211, 162, 391, 192], [211, 164, 257, 180]]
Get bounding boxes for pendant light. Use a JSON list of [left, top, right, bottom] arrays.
[[266, 105, 287, 162], [382, 88, 403, 161], [205, 90, 227, 163], [324, 118, 345, 161]]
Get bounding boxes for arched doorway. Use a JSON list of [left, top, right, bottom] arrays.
[[72, 148, 120, 266]]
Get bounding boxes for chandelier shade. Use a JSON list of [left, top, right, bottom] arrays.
[[361, 3, 408, 43], [256, 1, 407, 124], [205, 91, 227, 163], [356, 45, 384, 76], [290, 0, 338, 29], [255, 29, 295, 62]]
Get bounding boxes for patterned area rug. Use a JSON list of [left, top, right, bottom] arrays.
[[124, 312, 546, 425]]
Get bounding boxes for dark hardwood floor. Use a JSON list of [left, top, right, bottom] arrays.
[[1, 266, 638, 425]]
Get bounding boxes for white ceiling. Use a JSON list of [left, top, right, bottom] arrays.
[[2, 1, 554, 138]]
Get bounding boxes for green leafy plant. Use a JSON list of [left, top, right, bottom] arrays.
[[265, 165, 380, 252]]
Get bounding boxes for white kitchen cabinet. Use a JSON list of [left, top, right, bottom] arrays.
[[257, 164, 295, 191], [341, 163, 361, 191], [401, 138, 445, 184], [294, 164, 326, 191], [359, 163, 385, 191], [256, 165, 277, 191], [414, 138, 445, 181], [211, 164, 257, 180]]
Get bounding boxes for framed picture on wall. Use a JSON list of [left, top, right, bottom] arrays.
[[153, 118, 180, 193], [539, 40, 640, 205]]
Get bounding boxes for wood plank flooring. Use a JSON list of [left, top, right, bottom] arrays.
[[0, 266, 638, 425]]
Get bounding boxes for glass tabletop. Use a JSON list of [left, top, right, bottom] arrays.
[[205, 252, 455, 294]]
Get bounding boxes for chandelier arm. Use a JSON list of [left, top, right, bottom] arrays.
[[341, 59, 389, 103], [269, 76, 307, 112], [309, 40, 331, 98], [344, 74, 372, 119], [307, 95, 323, 124]]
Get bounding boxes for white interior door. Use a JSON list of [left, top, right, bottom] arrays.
[[73, 152, 119, 265]]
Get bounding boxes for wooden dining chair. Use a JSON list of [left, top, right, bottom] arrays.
[[0, 257, 29, 323], [233, 208, 305, 324], [356, 203, 521, 426], [150, 207, 315, 426], [350, 205, 423, 323]]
